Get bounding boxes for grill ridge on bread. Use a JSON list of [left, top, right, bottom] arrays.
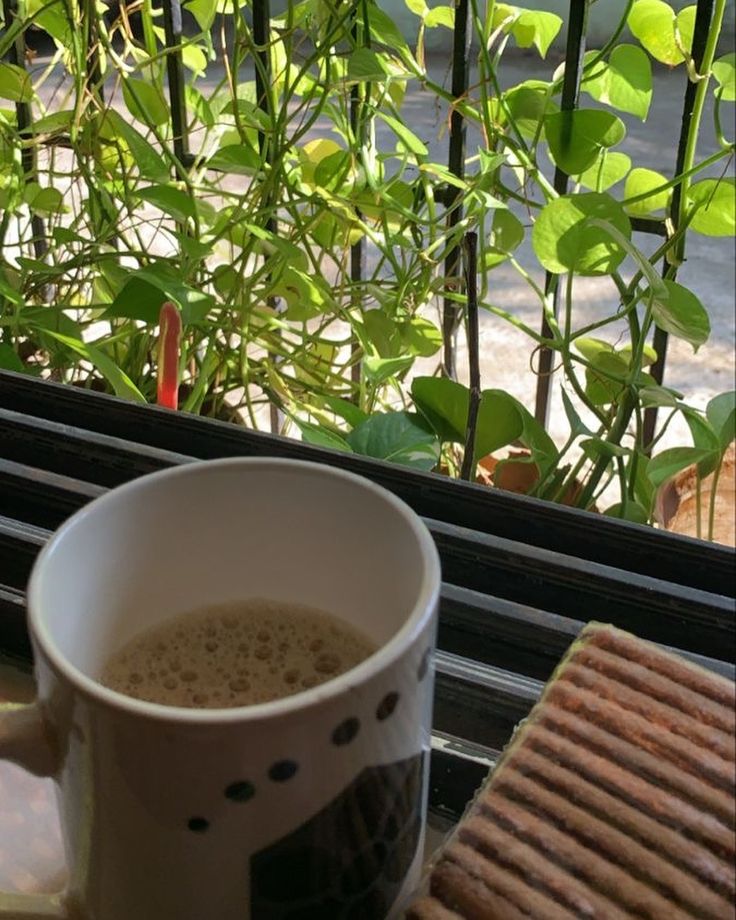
[[406, 622, 736, 920]]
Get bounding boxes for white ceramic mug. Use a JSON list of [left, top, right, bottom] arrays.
[[0, 458, 440, 920]]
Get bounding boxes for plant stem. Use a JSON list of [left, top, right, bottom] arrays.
[[460, 232, 480, 481], [671, 0, 727, 267], [645, 0, 726, 446], [707, 452, 724, 542]]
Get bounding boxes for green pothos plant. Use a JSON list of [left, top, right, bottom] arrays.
[[0, 0, 733, 536]]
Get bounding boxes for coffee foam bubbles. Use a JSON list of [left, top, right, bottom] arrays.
[[100, 598, 376, 708]]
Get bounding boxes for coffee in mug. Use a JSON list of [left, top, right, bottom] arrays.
[[0, 458, 441, 920], [100, 598, 376, 708]]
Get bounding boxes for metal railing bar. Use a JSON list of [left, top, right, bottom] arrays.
[[644, 0, 715, 447], [441, 0, 471, 379], [349, 10, 367, 395], [252, 0, 284, 433], [161, 0, 194, 172], [533, 0, 589, 427], [2, 0, 48, 264]]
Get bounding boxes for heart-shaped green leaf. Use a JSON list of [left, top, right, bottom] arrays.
[[646, 279, 710, 351], [628, 0, 684, 66], [23, 183, 65, 215], [512, 10, 563, 57], [474, 390, 526, 462], [532, 192, 631, 275], [577, 152, 632, 192], [0, 63, 33, 102], [400, 316, 442, 357], [492, 5, 562, 58], [411, 377, 526, 464], [706, 391, 736, 450], [347, 411, 439, 470], [425, 5, 454, 29], [485, 209, 525, 268], [713, 52, 736, 102], [686, 179, 735, 237], [107, 264, 214, 325], [185, 0, 217, 31], [122, 77, 169, 126], [647, 446, 716, 488], [361, 310, 401, 358], [412, 376, 470, 443], [499, 81, 559, 140], [624, 167, 671, 216], [584, 350, 630, 406], [207, 144, 260, 175], [138, 185, 197, 223], [582, 44, 652, 119], [545, 109, 626, 176]]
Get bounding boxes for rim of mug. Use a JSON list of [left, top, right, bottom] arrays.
[[27, 457, 441, 724]]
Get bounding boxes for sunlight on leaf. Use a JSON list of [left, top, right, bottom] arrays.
[[624, 167, 671, 216], [577, 152, 632, 192], [646, 279, 711, 351], [712, 53, 736, 102], [628, 0, 685, 66], [532, 193, 631, 275], [582, 44, 652, 120], [686, 179, 735, 236]]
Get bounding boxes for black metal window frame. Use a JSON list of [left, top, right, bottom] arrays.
[[1, 370, 734, 825]]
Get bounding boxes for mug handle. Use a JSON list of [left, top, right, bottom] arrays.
[[0, 704, 67, 919]]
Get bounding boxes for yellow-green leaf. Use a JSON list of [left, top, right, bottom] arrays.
[[687, 178, 735, 236], [582, 44, 652, 120], [578, 152, 632, 192], [122, 77, 169, 126], [713, 52, 736, 102], [628, 0, 684, 66], [624, 167, 671, 216], [0, 63, 33, 102]]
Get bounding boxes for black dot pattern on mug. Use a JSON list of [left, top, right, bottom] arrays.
[[225, 780, 256, 803], [269, 759, 299, 782], [331, 717, 361, 746], [186, 694, 406, 833], [376, 691, 399, 721]]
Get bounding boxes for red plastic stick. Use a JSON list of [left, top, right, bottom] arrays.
[[157, 301, 182, 410]]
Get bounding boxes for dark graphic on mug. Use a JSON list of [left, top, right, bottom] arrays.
[[249, 753, 425, 919]]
